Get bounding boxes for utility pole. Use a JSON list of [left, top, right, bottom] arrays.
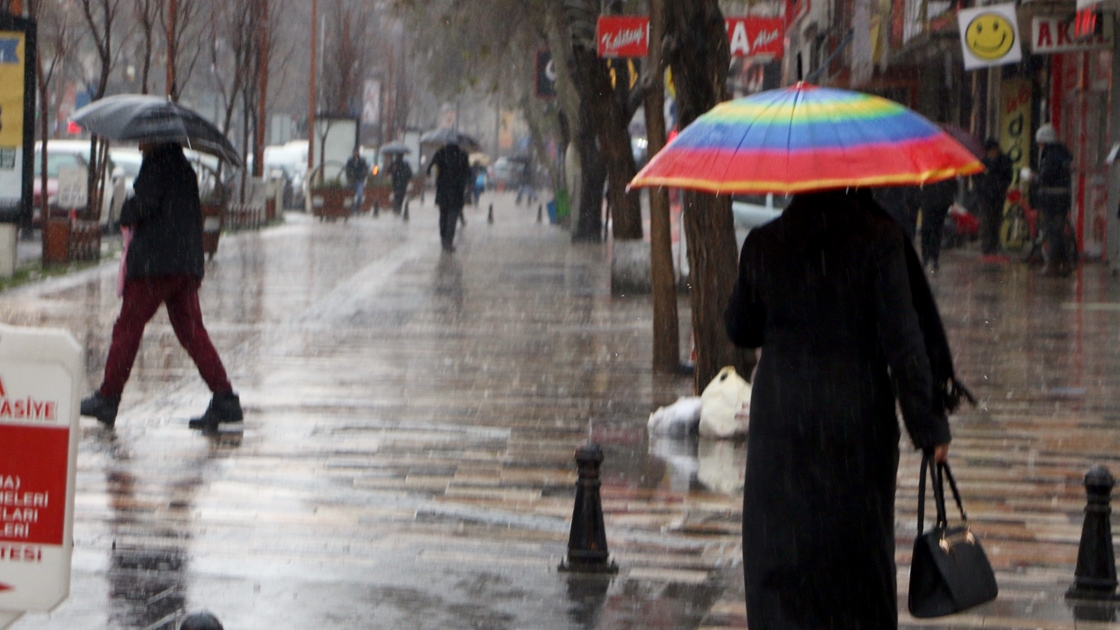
[[254, 0, 269, 178], [166, 0, 177, 99], [308, 0, 317, 181]]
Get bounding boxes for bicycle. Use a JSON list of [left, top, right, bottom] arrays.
[[1000, 188, 1078, 266]]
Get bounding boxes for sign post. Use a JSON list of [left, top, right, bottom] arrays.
[[0, 324, 81, 624]]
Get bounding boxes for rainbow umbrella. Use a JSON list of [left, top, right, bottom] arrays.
[[629, 82, 983, 195]]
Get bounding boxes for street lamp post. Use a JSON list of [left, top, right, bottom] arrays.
[[308, 0, 317, 182]]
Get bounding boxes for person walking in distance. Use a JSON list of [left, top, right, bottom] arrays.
[[427, 140, 471, 252], [344, 148, 370, 215], [1031, 124, 1075, 276], [974, 139, 1013, 255], [387, 154, 413, 216], [919, 178, 956, 271], [80, 142, 242, 431]]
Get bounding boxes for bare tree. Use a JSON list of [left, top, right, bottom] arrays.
[[132, 0, 159, 94], [320, 0, 376, 117], [77, 0, 125, 222], [665, 0, 754, 390], [27, 0, 77, 228], [162, 0, 203, 101]]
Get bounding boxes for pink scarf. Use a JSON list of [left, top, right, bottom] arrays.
[[116, 227, 132, 298]]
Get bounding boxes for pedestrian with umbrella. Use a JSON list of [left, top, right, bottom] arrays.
[[427, 137, 471, 252], [631, 83, 980, 628], [71, 95, 243, 432]]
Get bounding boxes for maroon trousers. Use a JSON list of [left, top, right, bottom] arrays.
[[100, 274, 232, 398]]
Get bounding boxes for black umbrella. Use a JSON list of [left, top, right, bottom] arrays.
[[420, 127, 480, 152], [380, 141, 411, 155], [71, 94, 242, 167]]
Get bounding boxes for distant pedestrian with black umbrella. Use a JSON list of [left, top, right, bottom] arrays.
[[427, 139, 471, 252]]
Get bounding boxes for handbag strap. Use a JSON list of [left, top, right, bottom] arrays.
[[938, 461, 969, 522], [917, 451, 950, 534]]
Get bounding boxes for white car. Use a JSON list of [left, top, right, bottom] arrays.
[[731, 193, 789, 231], [32, 140, 122, 230]]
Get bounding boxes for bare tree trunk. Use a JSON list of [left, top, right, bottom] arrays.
[[572, 100, 605, 242], [563, 0, 642, 241], [666, 0, 754, 390], [645, 0, 679, 373]]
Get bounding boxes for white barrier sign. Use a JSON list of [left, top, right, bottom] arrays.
[[0, 324, 81, 614]]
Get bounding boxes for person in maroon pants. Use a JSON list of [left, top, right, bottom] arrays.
[[80, 142, 242, 431]]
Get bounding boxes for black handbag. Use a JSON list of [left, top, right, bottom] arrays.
[[908, 453, 998, 618]]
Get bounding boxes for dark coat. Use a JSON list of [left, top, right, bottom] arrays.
[[872, 185, 921, 241], [389, 159, 412, 194], [1032, 143, 1073, 216], [427, 144, 470, 209], [120, 144, 204, 280], [725, 190, 951, 629], [976, 152, 1013, 205]]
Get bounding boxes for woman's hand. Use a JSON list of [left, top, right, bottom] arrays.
[[932, 443, 950, 463]]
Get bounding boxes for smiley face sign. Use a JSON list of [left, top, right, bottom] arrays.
[[967, 13, 1015, 58], [958, 4, 1022, 69]]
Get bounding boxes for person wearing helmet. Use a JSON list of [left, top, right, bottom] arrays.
[[1031, 123, 1074, 276]]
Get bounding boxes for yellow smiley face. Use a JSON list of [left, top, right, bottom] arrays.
[[966, 13, 1015, 60]]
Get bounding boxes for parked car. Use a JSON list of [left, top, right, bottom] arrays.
[[488, 157, 517, 190], [31, 140, 120, 230], [264, 141, 308, 208], [731, 193, 789, 231]]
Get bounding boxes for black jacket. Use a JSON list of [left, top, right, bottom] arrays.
[[977, 152, 1013, 205], [427, 144, 470, 209], [389, 159, 412, 194], [1032, 143, 1073, 215], [120, 144, 205, 280]]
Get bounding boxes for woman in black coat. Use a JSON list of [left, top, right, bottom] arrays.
[[725, 189, 951, 628]]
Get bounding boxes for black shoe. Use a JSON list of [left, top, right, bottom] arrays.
[[80, 393, 120, 427], [188, 392, 243, 431]]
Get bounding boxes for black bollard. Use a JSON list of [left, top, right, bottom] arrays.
[[180, 611, 224, 630], [403, 200, 409, 222], [537, 204, 543, 223], [488, 204, 494, 224], [1067, 465, 1119, 600], [559, 442, 618, 574]]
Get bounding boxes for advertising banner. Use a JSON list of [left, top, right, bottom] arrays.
[[1000, 78, 1032, 249], [726, 18, 785, 59], [0, 324, 82, 614], [0, 31, 26, 212], [1031, 15, 1114, 53], [597, 16, 649, 58], [362, 80, 381, 126], [958, 4, 1023, 70], [598, 16, 786, 59]]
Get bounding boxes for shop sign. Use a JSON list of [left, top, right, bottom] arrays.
[[999, 78, 1032, 249], [597, 16, 649, 58], [726, 18, 785, 59], [958, 4, 1023, 70], [0, 30, 27, 211], [1031, 15, 1114, 53], [597, 16, 785, 59]]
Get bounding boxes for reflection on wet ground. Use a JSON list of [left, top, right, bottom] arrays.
[[2, 193, 1120, 628]]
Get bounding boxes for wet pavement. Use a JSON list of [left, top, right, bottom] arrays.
[[0, 192, 1119, 628]]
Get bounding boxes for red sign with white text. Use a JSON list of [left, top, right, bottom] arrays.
[[0, 425, 68, 546], [597, 16, 650, 58], [597, 16, 785, 59], [726, 18, 785, 58]]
